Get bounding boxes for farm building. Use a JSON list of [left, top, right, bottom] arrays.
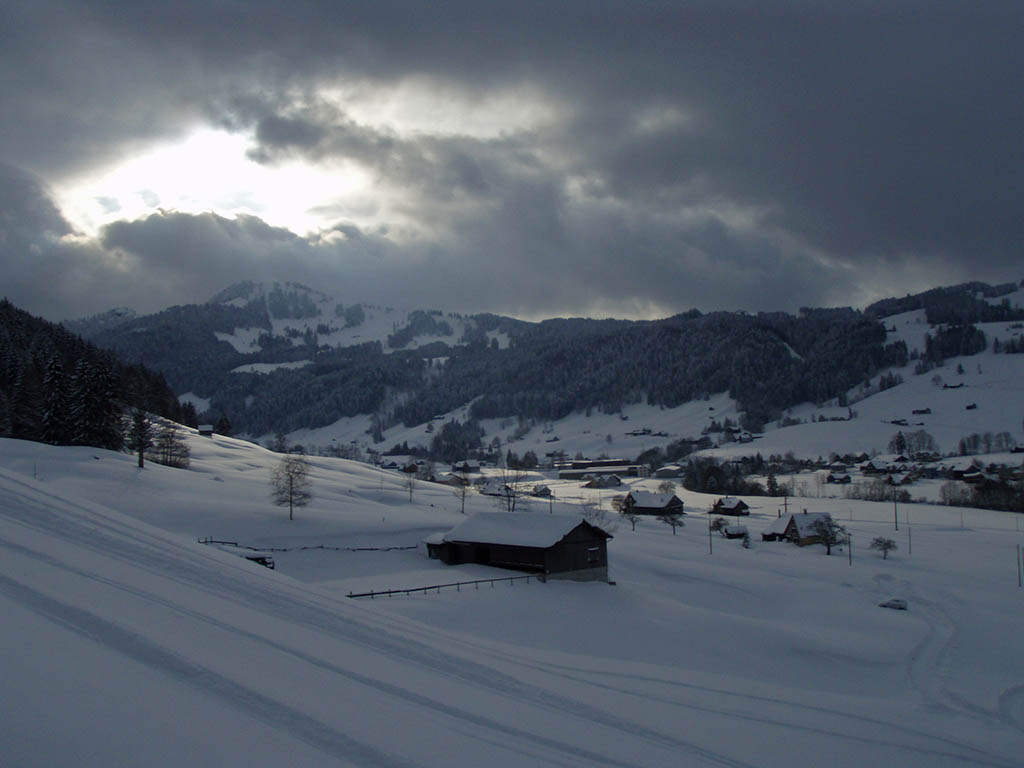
[[653, 464, 684, 478], [622, 491, 685, 516], [761, 511, 834, 546], [425, 513, 612, 582], [711, 496, 750, 516]]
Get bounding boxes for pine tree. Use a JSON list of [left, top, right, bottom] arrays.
[[126, 408, 155, 468], [41, 355, 71, 445]]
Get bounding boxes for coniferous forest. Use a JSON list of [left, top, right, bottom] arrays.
[[0, 299, 191, 449]]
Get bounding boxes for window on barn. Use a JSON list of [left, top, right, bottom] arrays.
[[587, 547, 600, 564]]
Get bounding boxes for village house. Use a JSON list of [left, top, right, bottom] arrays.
[[424, 513, 613, 582], [711, 496, 750, 516], [622, 490, 685, 516], [761, 511, 834, 546]]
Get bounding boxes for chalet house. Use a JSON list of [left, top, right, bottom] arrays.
[[826, 473, 852, 484], [531, 484, 552, 498], [711, 496, 750, 516], [761, 511, 834, 546], [481, 480, 514, 498], [451, 460, 481, 474], [197, 424, 214, 437], [425, 513, 613, 582], [584, 474, 623, 489], [622, 491, 685, 516]]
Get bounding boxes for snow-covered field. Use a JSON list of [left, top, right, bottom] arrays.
[[2, 432, 1023, 767]]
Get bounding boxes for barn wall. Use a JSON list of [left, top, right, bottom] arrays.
[[544, 527, 608, 576]]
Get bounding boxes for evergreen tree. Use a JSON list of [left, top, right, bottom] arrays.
[[70, 360, 123, 450], [126, 408, 155, 468], [41, 355, 72, 445]]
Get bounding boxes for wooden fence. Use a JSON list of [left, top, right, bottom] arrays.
[[198, 537, 416, 553], [347, 574, 541, 599]]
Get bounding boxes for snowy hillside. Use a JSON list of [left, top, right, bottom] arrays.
[[2, 433, 1023, 766], [206, 280, 506, 355]]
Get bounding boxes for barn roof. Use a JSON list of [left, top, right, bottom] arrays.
[[442, 513, 611, 548]]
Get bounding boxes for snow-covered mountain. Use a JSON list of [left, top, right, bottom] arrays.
[[69, 279, 1024, 465]]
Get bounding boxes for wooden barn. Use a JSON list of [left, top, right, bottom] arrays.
[[622, 490, 685, 516], [425, 513, 613, 582], [711, 496, 750, 516]]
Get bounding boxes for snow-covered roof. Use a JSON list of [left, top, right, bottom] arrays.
[[790, 512, 833, 538], [627, 491, 681, 509], [442, 513, 609, 547], [762, 516, 791, 535], [716, 496, 747, 509]]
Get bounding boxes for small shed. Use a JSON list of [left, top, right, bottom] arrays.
[[761, 516, 790, 541], [623, 491, 685, 516], [711, 496, 750, 516], [723, 525, 748, 540], [425, 513, 612, 582], [197, 424, 214, 437]]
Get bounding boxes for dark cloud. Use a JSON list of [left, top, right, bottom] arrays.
[[2, 2, 1022, 321]]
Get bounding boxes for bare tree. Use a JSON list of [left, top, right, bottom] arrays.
[[498, 465, 527, 512], [153, 422, 190, 468], [403, 471, 418, 502], [809, 517, 847, 555], [659, 510, 685, 534], [869, 537, 898, 559], [580, 495, 617, 532], [452, 478, 471, 513], [619, 505, 640, 531], [657, 480, 677, 495], [271, 454, 312, 520]]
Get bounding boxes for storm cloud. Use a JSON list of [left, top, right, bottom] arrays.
[[2, 1, 1022, 321]]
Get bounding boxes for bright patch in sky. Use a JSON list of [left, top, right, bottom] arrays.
[[53, 128, 372, 237]]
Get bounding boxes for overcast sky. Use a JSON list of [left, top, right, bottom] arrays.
[[2, 1, 1022, 322]]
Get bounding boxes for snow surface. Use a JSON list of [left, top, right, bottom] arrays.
[[2, 433, 1024, 766], [231, 360, 313, 374]]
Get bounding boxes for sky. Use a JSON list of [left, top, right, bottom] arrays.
[[1, 1, 1022, 322]]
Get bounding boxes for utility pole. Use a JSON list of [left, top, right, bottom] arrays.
[[894, 499, 898, 531], [848, 533, 852, 566], [708, 517, 713, 555]]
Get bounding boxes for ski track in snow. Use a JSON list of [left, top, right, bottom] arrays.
[[372, 604, 1018, 768], [0, 475, 750, 768], [3, 456, 1022, 767]]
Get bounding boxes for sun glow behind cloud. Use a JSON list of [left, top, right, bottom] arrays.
[[52, 128, 372, 237]]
